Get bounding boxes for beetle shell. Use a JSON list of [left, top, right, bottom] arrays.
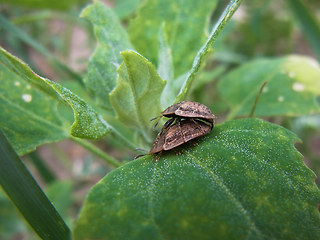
[[163, 119, 211, 150], [149, 118, 212, 154], [162, 101, 215, 120], [149, 128, 166, 154]]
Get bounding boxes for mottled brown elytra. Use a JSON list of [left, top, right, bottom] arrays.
[[149, 118, 212, 162], [151, 101, 215, 130]]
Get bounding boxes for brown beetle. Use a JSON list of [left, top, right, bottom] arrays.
[[152, 101, 215, 129], [149, 118, 212, 162]]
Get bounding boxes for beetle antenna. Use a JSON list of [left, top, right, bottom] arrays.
[[135, 148, 148, 152], [134, 154, 146, 159], [150, 116, 160, 121], [151, 116, 163, 131], [153, 151, 162, 162], [249, 81, 267, 118]]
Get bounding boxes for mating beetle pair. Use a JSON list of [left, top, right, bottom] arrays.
[[149, 101, 215, 161]]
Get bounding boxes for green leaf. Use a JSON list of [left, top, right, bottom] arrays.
[[81, 1, 132, 111], [0, 46, 109, 154], [0, 50, 67, 155], [0, 130, 71, 240], [128, 0, 218, 78], [109, 50, 166, 144], [0, 0, 83, 10], [288, 0, 320, 61], [74, 118, 320, 239], [175, 0, 242, 103], [113, 0, 143, 19], [157, 25, 175, 108], [27, 151, 56, 183], [218, 55, 320, 119]]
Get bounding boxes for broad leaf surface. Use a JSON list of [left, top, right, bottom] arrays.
[[74, 118, 320, 240], [113, 0, 143, 19], [157, 26, 174, 108], [109, 50, 166, 144], [218, 55, 320, 119], [0, 47, 109, 154], [81, 1, 132, 111], [128, 0, 218, 78]]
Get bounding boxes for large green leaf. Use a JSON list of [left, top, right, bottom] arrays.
[[128, 0, 218, 78], [0, 46, 109, 154], [112, 0, 143, 19], [81, 1, 132, 111], [74, 118, 320, 240], [218, 55, 320, 119], [157, 26, 174, 108], [109, 50, 166, 145]]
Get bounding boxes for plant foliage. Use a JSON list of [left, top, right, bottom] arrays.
[[0, 0, 320, 239], [74, 118, 320, 240]]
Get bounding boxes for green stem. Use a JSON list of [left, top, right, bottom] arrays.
[[175, 0, 242, 103], [249, 81, 267, 118], [70, 137, 123, 168], [28, 151, 56, 184]]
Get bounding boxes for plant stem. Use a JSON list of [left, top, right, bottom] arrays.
[[70, 137, 123, 168], [175, 0, 243, 102], [249, 81, 268, 118]]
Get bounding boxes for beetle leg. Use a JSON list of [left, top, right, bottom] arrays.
[[154, 151, 163, 162], [174, 149, 182, 155], [157, 117, 176, 136], [164, 117, 175, 129], [203, 118, 214, 129], [151, 116, 163, 131]]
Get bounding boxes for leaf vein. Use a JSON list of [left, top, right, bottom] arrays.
[[186, 151, 264, 238], [147, 164, 166, 239], [0, 94, 66, 132]]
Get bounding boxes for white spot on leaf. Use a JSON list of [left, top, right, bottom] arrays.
[[22, 94, 32, 102], [288, 72, 296, 78], [292, 82, 305, 92], [306, 58, 319, 69], [14, 81, 21, 86], [278, 96, 284, 102]]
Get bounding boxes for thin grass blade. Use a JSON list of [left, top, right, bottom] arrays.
[[0, 130, 71, 240]]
